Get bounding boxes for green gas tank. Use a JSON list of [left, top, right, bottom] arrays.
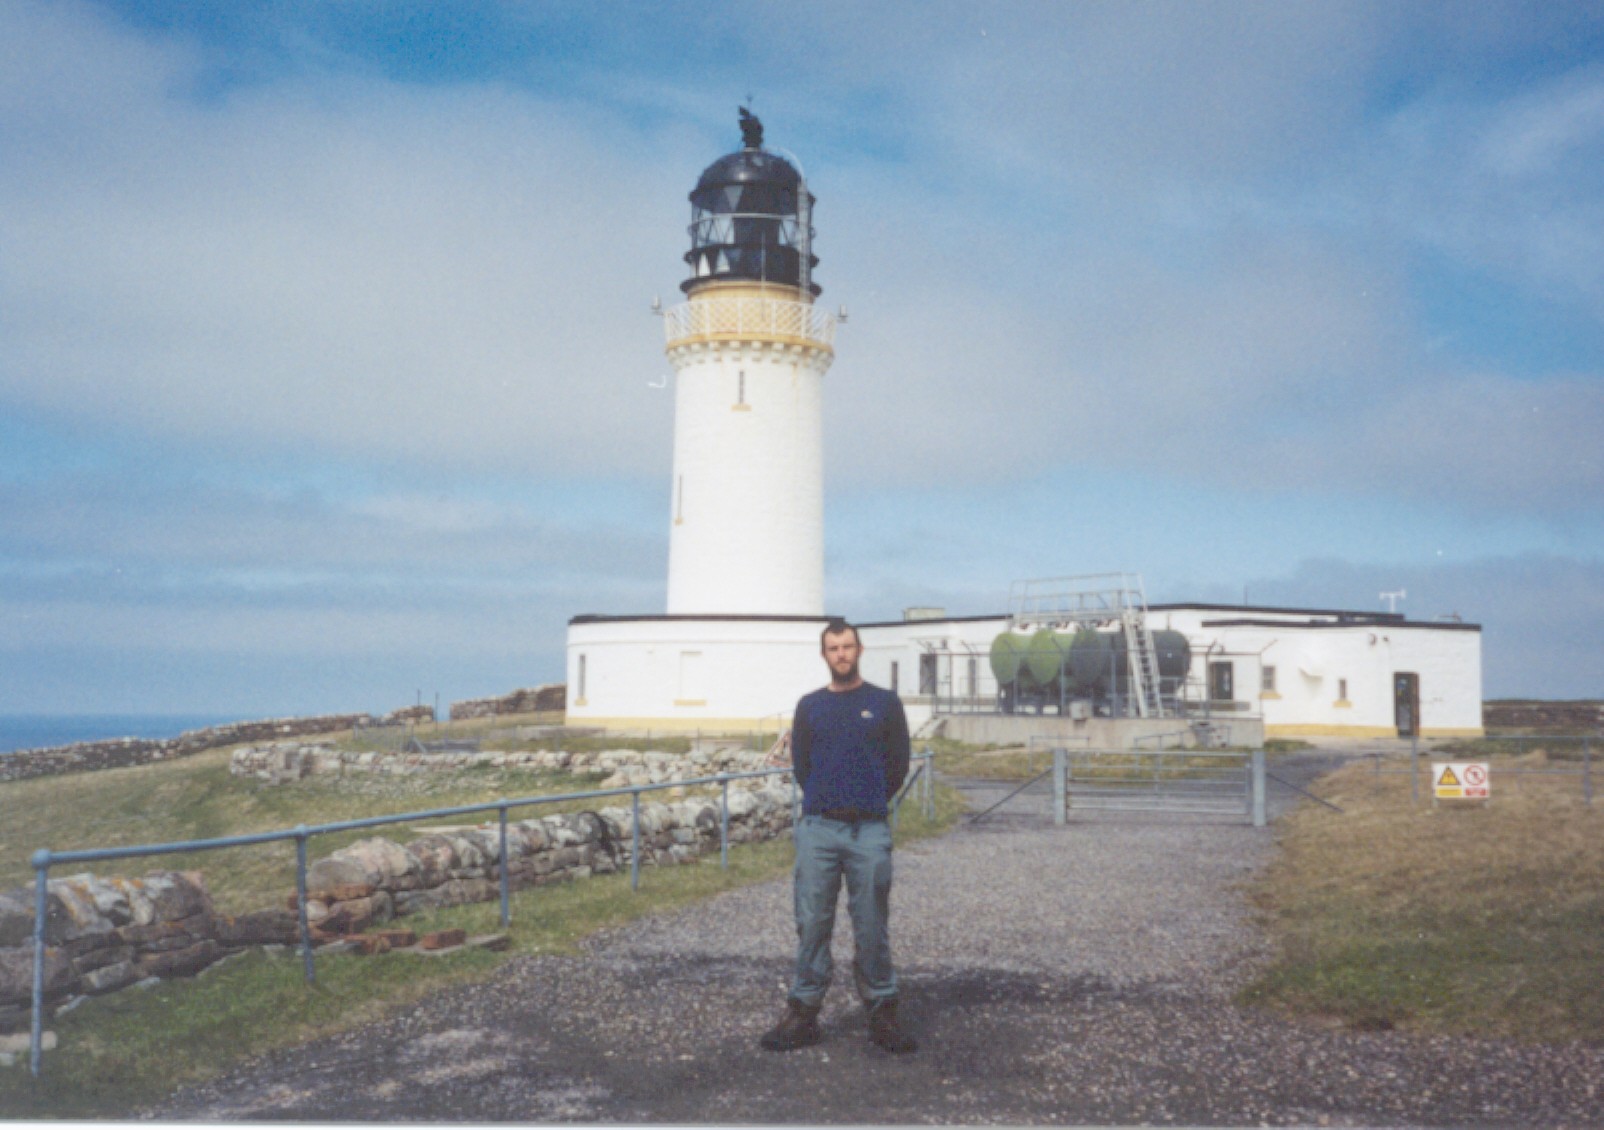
[[988, 631, 1031, 686]]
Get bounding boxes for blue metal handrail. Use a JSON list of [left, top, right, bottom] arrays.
[[23, 749, 935, 1076]]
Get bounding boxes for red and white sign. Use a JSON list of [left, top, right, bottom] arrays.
[[1433, 761, 1490, 800]]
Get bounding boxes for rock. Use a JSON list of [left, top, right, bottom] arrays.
[[350, 936, 391, 956], [326, 892, 393, 930], [0, 893, 34, 948], [304, 857, 370, 891], [214, 909, 299, 946], [146, 872, 213, 923], [71, 944, 134, 975], [115, 920, 188, 946], [134, 939, 220, 979], [0, 947, 72, 1007], [83, 961, 139, 994], [372, 929, 417, 948], [406, 835, 461, 882], [300, 883, 375, 904], [314, 902, 373, 936], [419, 929, 466, 951]]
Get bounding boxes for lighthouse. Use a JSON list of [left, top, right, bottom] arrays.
[[565, 112, 843, 729], [664, 109, 836, 615]]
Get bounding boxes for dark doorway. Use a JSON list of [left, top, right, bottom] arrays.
[[919, 654, 938, 696], [1394, 672, 1420, 737], [1208, 661, 1234, 703]]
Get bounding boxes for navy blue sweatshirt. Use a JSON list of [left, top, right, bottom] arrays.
[[791, 682, 911, 818]]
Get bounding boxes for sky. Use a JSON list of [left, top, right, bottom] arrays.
[[2, 0, 1601, 715]]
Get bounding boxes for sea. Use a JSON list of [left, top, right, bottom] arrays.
[[0, 714, 240, 756]]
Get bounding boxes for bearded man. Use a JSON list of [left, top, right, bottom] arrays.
[[759, 618, 916, 1054]]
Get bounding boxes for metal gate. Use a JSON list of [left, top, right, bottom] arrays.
[[1052, 747, 1266, 825]]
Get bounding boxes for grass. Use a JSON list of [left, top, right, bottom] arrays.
[[0, 745, 964, 1119], [335, 710, 788, 756], [929, 736, 1308, 783], [929, 740, 1047, 781], [0, 746, 623, 914], [1241, 755, 1604, 1043], [1436, 734, 1598, 761]]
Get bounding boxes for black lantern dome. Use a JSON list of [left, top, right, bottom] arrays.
[[682, 111, 820, 296]]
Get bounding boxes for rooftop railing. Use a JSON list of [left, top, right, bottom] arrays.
[[663, 296, 835, 349]]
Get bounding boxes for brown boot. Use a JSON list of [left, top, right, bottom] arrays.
[[759, 997, 822, 1052], [867, 998, 917, 1053]]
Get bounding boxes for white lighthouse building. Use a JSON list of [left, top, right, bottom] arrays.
[[665, 111, 833, 616], [566, 112, 841, 730]]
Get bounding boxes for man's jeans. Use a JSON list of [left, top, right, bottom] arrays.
[[789, 814, 897, 1007]]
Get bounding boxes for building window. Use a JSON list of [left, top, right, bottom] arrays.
[[967, 657, 979, 697], [889, 660, 899, 692], [676, 650, 705, 706], [577, 654, 587, 702], [919, 654, 937, 695], [1338, 678, 1349, 702], [1262, 666, 1276, 693]]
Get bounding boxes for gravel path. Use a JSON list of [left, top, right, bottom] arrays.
[[148, 752, 1604, 1125]]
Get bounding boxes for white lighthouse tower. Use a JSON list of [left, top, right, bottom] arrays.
[[565, 112, 842, 729], [665, 109, 836, 615]]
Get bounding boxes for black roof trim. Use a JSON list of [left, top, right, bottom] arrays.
[[1150, 602, 1407, 622], [1199, 617, 1481, 633], [569, 613, 838, 626], [856, 613, 1007, 629]]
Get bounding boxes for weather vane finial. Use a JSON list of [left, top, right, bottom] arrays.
[[738, 105, 763, 149]]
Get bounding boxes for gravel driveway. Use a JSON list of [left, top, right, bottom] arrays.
[[149, 752, 1604, 1125]]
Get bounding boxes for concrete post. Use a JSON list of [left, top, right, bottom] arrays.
[[1052, 748, 1067, 826], [1251, 748, 1267, 828]]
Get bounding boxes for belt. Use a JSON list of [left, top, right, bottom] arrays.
[[819, 807, 886, 824]]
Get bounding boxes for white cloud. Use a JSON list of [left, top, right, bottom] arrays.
[[0, 3, 695, 477], [2, 0, 1599, 524]]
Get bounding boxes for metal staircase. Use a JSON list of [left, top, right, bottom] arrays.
[[1121, 606, 1164, 719]]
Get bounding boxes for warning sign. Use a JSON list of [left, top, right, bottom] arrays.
[[1433, 761, 1490, 800]]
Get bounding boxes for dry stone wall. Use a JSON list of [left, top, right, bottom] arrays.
[[0, 871, 298, 1034], [299, 778, 793, 927], [230, 742, 774, 788], [449, 684, 565, 720], [0, 708, 434, 785]]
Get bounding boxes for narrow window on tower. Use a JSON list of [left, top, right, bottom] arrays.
[[675, 475, 684, 525], [890, 661, 899, 693], [733, 369, 750, 411], [576, 654, 587, 705]]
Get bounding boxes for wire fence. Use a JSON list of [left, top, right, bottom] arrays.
[[21, 751, 935, 1076], [1358, 734, 1594, 805]]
